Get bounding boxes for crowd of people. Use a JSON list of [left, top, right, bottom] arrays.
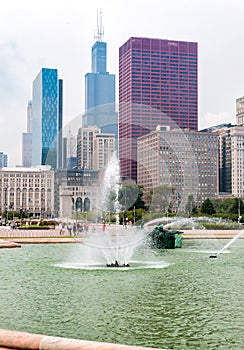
[[58, 221, 90, 236]]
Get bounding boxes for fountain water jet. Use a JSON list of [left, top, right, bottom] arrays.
[[209, 229, 244, 258], [81, 153, 149, 267]]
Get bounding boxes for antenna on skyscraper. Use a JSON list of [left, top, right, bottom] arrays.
[[94, 8, 104, 42]]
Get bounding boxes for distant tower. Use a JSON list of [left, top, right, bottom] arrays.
[[236, 96, 244, 126], [22, 101, 32, 167], [0, 152, 8, 167], [66, 128, 77, 169], [82, 9, 118, 149], [27, 100, 32, 133], [31, 68, 63, 169]]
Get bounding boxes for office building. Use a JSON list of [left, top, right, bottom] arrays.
[[77, 126, 115, 170], [137, 126, 218, 210], [32, 68, 63, 169], [119, 37, 198, 180], [64, 128, 77, 169], [217, 125, 244, 197], [82, 11, 118, 147], [236, 96, 244, 126], [0, 152, 8, 168], [22, 101, 32, 167]]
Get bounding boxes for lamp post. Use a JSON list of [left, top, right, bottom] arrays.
[[238, 197, 242, 224]]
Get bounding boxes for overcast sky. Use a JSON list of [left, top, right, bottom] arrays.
[[1, 0, 244, 166]]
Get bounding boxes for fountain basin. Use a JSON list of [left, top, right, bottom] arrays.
[[0, 328, 168, 350]]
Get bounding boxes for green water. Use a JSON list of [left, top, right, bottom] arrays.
[[0, 239, 243, 350]]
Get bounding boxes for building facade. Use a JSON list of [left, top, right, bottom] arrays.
[[92, 132, 115, 170], [137, 127, 218, 210], [64, 128, 77, 169], [0, 166, 54, 218], [22, 101, 32, 167], [32, 68, 63, 169], [22, 133, 32, 167], [0, 152, 8, 168], [217, 125, 244, 197], [77, 126, 115, 170], [55, 169, 100, 218], [236, 96, 244, 126], [119, 37, 198, 180]]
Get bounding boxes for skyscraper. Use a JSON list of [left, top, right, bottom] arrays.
[[22, 100, 32, 167], [77, 126, 115, 170], [119, 37, 198, 180], [236, 96, 244, 126], [31, 68, 63, 169], [82, 10, 118, 148], [0, 152, 8, 167]]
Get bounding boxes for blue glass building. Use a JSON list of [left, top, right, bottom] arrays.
[[85, 41, 115, 110], [83, 41, 118, 148], [32, 68, 63, 169]]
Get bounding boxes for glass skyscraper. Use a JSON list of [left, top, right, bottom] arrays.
[[32, 68, 63, 169], [85, 41, 115, 110], [83, 40, 118, 148], [119, 37, 198, 180], [0, 152, 8, 167]]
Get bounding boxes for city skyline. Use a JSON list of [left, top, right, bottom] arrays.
[[1, 0, 244, 166]]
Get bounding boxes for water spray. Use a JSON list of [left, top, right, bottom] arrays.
[[209, 229, 244, 259]]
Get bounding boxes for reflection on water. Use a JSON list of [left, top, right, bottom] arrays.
[[0, 239, 243, 350]]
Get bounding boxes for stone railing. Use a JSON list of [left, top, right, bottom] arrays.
[[0, 329, 168, 350], [0, 229, 61, 238]]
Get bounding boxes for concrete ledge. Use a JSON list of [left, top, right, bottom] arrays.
[[0, 240, 21, 248], [0, 329, 44, 349], [0, 329, 168, 350], [6, 238, 80, 244]]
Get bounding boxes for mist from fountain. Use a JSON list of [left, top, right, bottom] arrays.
[[81, 153, 149, 267]]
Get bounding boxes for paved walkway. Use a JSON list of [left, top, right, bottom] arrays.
[[0, 229, 243, 248]]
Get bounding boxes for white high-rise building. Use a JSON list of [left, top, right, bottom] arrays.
[[217, 125, 244, 197], [77, 126, 115, 170]]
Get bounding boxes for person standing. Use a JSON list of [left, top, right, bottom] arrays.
[[102, 220, 106, 232]]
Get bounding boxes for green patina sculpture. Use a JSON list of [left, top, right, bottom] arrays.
[[148, 224, 183, 249]]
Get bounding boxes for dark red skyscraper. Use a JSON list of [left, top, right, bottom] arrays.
[[119, 37, 198, 180]]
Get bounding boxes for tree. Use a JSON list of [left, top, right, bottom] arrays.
[[149, 186, 175, 213], [185, 195, 196, 216], [201, 198, 216, 215], [119, 184, 145, 210], [229, 197, 244, 215]]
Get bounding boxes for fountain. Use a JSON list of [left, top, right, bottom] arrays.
[[209, 229, 244, 258], [79, 153, 244, 266], [81, 153, 149, 268]]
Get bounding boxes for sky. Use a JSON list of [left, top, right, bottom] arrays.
[[1, 0, 244, 166]]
